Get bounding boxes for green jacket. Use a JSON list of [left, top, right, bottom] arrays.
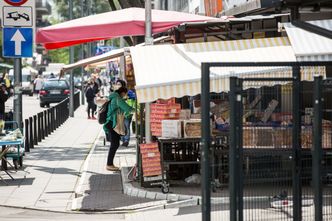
[[103, 92, 133, 134]]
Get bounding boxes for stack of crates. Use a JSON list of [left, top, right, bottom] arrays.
[[150, 99, 181, 137], [140, 143, 162, 177]]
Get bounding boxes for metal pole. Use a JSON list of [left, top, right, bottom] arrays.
[[120, 38, 125, 79], [13, 58, 22, 129], [69, 0, 74, 117], [145, 0, 153, 143], [292, 66, 302, 221], [201, 63, 211, 221], [80, 0, 85, 105], [229, 77, 237, 221], [313, 76, 323, 221]]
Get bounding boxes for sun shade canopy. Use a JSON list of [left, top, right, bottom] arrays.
[[131, 37, 325, 103], [284, 19, 332, 61], [36, 7, 220, 50]]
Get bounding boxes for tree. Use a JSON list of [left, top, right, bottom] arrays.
[[53, 0, 111, 22]]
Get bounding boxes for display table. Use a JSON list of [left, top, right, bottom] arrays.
[[1, 139, 24, 171]]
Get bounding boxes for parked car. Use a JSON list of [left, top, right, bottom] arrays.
[[39, 79, 70, 107]]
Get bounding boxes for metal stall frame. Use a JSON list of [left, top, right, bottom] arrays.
[[201, 61, 332, 221]]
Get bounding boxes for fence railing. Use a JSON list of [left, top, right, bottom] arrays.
[[23, 91, 80, 152]]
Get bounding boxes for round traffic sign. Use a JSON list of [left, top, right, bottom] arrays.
[[4, 0, 29, 6]]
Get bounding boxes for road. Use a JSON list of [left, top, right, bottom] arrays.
[[6, 94, 60, 121]]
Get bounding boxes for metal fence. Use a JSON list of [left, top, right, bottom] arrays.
[[201, 62, 332, 221], [23, 91, 80, 152]]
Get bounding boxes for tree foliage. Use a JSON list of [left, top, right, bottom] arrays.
[[53, 0, 111, 22]]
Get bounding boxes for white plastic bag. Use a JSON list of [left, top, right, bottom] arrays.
[[185, 174, 201, 184]]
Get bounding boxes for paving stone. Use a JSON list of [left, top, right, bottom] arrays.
[[137, 190, 147, 198], [155, 193, 167, 200], [145, 191, 157, 200], [166, 194, 179, 201], [130, 188, 139, 197]]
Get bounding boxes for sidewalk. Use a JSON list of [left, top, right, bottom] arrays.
[[0, 105, 101, 211], [72, 134, 158, 211]]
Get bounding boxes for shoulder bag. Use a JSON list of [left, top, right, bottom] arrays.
[[113, 98, 126, 135]]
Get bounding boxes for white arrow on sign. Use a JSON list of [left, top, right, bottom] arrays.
[[10, 29, 26, 55]]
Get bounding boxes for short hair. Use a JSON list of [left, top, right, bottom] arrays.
[[116, 79, 127, 88]]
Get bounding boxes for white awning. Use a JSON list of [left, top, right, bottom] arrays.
[[284, 20, 332, 61], [60, 36, 172, 74], [61, 48, 125, 74], [131, 37, 325, 103]]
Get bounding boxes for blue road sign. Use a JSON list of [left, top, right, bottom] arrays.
[[3, 27, 33, 58]]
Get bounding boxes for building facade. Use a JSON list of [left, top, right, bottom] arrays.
[[155, 0, 189, 12]]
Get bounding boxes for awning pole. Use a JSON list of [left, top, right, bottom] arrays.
[[120, 38, 126, 80], [69, 0, 74, 117], [145, 0, 153, 143]]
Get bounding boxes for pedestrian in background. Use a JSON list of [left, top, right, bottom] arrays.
[[103, 86, 133, 171], [85, 81, 97, 119], [0, 83, 9, 120], [34, 75, 44, 99], [3, 73, 12, 96], [121, 90, 136, 147]]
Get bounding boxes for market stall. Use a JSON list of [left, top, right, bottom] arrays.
[[130, 36, 327, 192]]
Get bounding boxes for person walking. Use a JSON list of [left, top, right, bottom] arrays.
[[0, 83, 9, 120], [34, 75, 44, 98], [85, 82, 97, 119], [103, 86, 133, 171], [121, 90, 137, 147]]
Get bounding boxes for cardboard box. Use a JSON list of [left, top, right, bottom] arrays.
[[161, 120, 183, 138], [180, 109, 191, 120], [183, 119, 201, 138]]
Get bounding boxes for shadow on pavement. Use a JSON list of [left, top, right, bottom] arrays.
[[0, 177, 35, 186], [25, 147, 90, 162], [24, 164, 80, 176], [80, 173, 154, 211]]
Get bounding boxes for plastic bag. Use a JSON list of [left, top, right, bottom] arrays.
[[185, 174, 201, 184]]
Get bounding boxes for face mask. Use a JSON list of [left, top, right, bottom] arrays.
[[113, 84, 121, 90]]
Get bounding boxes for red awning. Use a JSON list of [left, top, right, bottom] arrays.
[[36, 7, 220, 50]]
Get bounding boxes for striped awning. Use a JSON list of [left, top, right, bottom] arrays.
[[284, 20, 332, 61], [131, 37, 325, 104]]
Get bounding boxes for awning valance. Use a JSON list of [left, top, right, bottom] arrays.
[[131, 37, 325, 103]]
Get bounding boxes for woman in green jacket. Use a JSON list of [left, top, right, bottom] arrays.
[[104, 86, 133, 171]]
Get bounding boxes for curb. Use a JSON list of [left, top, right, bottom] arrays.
[[120, 167, 200, 208], [120, 167, 273, 207]]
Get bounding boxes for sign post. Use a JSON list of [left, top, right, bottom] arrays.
[[0, 0, 35, 129]]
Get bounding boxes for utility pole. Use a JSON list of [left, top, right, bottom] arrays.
[[13, 58, 22, 128], [69, 0, 75, 117], [145, 0, 153, 143]]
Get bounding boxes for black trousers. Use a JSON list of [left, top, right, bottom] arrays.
[[107, 126, 120, 166], [87, 101, 96, 117]]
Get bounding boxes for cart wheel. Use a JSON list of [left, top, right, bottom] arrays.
[[161, 182, 169, 194], [161, 186, 169, 194]]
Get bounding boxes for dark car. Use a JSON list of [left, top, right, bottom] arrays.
[[39, 79, 70, 107]]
